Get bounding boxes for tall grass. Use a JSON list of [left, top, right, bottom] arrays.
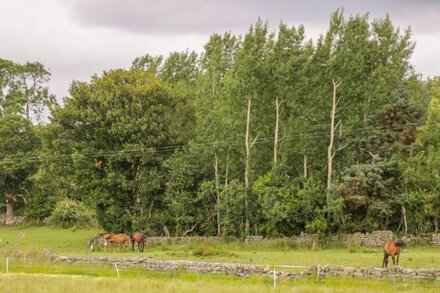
[[1, 273, 439, 293]]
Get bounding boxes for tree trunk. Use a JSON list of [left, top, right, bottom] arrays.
[[214, 152, 221, 236], [327, 78, 341, 208], [5, 202, 14, 225], [224, 153, 229, 188], [273, 96, 280, 164], [244, 94, 252, 234], [402, 205, 408, 235], [303, 155, 308, 179], [5, 193, 15, 225]]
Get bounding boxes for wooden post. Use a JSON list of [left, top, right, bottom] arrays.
[[6, 257, 9, 273], [273, 267, 277, 288], [114, 262, 120, 278]]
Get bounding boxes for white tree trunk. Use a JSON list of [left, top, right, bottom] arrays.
[[224, 153, 229, 188], [327, 78, 341, 204], [303, 155, 308, 179], [273, 96, 280, 164], [244, 94, 252, 233], [214, 152, 221, 236]]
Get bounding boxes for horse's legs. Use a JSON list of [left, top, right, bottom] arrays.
[[396, 254, 400, 266], [132, 240, 135, 252], [382, 253, 388, 268], [392, 255, 396, 266], [139, 240, 144, 252]]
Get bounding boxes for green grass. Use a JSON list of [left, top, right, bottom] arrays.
[[1, 226, 440, 269], [1, 272, 440, 293], [1, 226, 440, 291]]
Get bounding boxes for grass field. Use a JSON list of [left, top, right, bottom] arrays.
[[1, 226, 440, 268], [1, 226, 440, 292], [1, 272, 440, 293]]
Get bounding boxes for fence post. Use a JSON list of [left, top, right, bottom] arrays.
[[391, 265, 396, 292], [273, 266, 277, 288], [195, 268, 200, 281], [6, 257, 9, 273], [114, 262, 120, 278]]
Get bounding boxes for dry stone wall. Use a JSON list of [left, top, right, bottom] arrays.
[[54, 256, 440, 280], [137, 230, 440, 248]]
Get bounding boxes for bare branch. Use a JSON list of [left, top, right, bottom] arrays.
[[250, 133, 260, 149], [337, 143, 349, 152], [183, 222, 199, 237], [15, 194, 27, 205], [335, 120, 342, 131]]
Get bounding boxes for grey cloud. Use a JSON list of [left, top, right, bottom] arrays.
[[67, 0, 440, 35]]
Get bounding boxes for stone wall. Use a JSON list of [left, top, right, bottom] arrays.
[[54, 256, 440, 280], [96, 231, 440, 248], [0, 215, 25, 226], [432, 234, 440, 245], [340, 230, 393, 248], [55, 256, 271, 278], [143, 236, 220, 245]]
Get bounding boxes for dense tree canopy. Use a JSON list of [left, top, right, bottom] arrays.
[[1, 11, 438, 237]]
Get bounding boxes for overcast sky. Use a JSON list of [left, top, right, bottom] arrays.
[[1, 0, 440, 99]]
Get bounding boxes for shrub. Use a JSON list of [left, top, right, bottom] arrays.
[[192, 245, 223, 257], [347, 234, 362, 253], [48, 199, 96, 228]]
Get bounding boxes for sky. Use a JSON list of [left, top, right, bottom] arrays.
[[1, 0, 440, 100]]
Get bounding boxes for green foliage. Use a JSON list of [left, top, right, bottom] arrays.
[[0, 58, 55, 121], [2, 10, 437, 237], [0, 115, 40, 218], [40, 70, 193, 232], [48, 199, 95, 228], [218, 180, 247, 237]]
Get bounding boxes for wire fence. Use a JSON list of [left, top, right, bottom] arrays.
[[0, 255, 404, 290]]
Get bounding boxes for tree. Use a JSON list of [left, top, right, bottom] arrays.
[[131, 54, 164, 76], [195, 32, 239, 235], [401, 78, 440, 233], [233, 19, 271, 233], [0, 115, 40, 224], [42, 70, 192, 232], [0, 59, 55, 122]]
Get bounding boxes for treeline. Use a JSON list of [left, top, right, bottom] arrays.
[[1, 10, 439, 237]]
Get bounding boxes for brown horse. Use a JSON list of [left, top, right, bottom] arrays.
[[131, 232, 145, 252], [103, 233, 131, 252], [382, 239, 405, 268]]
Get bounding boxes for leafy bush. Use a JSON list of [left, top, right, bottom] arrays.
[[48, 199, 96, 228], [192, 245, 223, 256]]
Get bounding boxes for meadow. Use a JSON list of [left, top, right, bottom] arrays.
[[1, 226, 440, 292], [1, 226, 440, 268]]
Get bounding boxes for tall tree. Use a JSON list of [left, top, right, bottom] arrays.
[[234, 19, 270, 233], [0, 59, 55, 122], [0, 115, 40, 224], [43, 70, 192, 232]]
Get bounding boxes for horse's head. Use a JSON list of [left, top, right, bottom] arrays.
[[396, 238, 407, 249]]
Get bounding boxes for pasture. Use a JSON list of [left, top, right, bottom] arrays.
[[1, 226, 440, 268], [1, 226, 440, 292]]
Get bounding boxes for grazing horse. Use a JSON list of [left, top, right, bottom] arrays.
[[103, 233, 131, 252], [88, 234, 108, 251], [131, 232, 145, 252], [382, 239, 405, 268]]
